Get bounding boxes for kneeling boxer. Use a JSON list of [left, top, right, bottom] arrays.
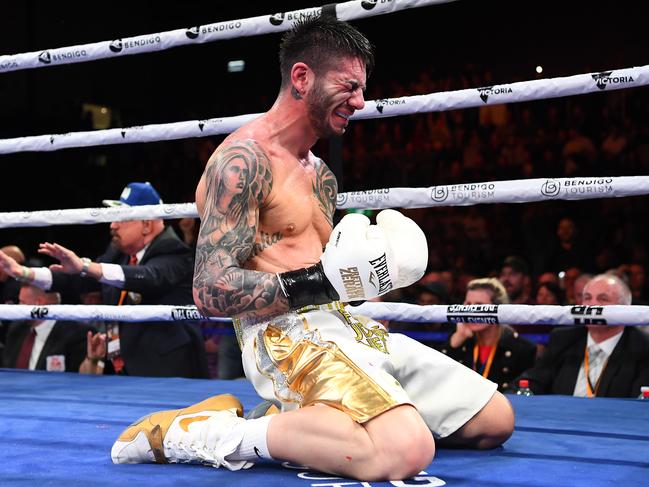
[[111, 17, 513, 481]]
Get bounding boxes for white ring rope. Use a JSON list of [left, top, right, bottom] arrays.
[[0, 302, 646, 326], [0, 176, 646, 228], [0, 65, 644, 154], [0, 203, 198, 229], [0, 0, 450, 74]]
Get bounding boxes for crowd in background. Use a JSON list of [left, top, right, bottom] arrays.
[[1, 60, 648, 395]]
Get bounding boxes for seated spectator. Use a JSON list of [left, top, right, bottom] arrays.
[[440, 278, 536, 392], [0, 245, 25, 345], [535, 281, 565, 305], [0, 182, 208, 379], [537, 272, 560, 287], [519, 274, 649, 397], [80, 329, 108, 375], [619, 263, 648, 305], [0, 245, 24, 306], [3, 284, 93, 372], [499, 256, 533, 305], [532, 281, 565, 354], [542, 218, 593, 274], [416, 281, 449, 306], [177, 217, 199, 250], [561, 266, 584, 304], [573, 273, 593, 305]]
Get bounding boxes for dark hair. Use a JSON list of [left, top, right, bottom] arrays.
[[279, 16, 374, 88], [537, 281, 565, 305], [502, 255, 530, 276]]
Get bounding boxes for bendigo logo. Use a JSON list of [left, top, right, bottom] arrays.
[[540, 179, 561, 197], [109, 39, 123, 53], [269, 9, 320, 26]]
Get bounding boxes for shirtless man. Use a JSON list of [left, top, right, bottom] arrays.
[[111, 17, 513, 481]]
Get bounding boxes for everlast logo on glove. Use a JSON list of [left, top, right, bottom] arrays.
[[369, 253, 393, 294], [339, 267, 364, 300]]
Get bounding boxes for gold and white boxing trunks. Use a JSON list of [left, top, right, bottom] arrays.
[[234, 302, 496, 438]]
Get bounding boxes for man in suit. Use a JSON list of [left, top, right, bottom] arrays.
[[0, 182, 208, 379], [3, 284, 92, 372], [520, 274, 649, 397]]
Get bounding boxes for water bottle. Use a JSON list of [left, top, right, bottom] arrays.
[[516, 379, 533, 396], [638, 386, 649, 400]]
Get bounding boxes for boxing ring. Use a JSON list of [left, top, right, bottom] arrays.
[[2, 369, 648, 487], [2, 1, 649, 485]]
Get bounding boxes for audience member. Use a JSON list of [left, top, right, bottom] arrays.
[[620, 263, 648, 305], [519, 274, 649, 397], [177, 217, 199, 250], [441, 278, 536, 392], [415, 281, 449, 306], [0, 182, 208, 379], [3, 284, 93, 372], [0, 245, 24, 305], [561, 266, 583, 304], [537, 272, 560, 287], [0, 245, 24, 345], [573, 273, 593, 305], [542, 218, 592, 273], [535, 281, 565, 305], [499, 256, 533, 305]]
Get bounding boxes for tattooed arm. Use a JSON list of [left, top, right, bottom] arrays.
[[193, 140, 289, 319], [312, 157, 338, 227]]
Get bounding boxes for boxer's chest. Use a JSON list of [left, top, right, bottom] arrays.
[[258, 162, 332, 246]]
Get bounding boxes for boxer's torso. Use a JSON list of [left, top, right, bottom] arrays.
[[196, 119, 336, 273]]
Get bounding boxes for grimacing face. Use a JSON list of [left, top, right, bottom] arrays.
[[306, 57, 366, 138]]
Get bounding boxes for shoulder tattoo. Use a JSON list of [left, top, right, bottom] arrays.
[[312, 158, 338, 226]]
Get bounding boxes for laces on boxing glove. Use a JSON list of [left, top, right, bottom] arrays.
[[277, 262, 341, 310]]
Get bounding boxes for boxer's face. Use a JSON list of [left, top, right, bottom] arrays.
[[306, 56, 366, 137]]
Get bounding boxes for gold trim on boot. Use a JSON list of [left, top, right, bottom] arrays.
[[114, 394, 243, 464]]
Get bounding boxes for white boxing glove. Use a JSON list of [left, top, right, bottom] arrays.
[[277, 211, 428, 308], [375, 209, 428, 289], [320, 212, 398, 302]]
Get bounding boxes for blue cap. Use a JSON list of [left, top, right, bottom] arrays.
[[102, 182, 163, 207]]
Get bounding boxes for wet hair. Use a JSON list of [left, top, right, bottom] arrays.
[[279, 15, 374, 88], [467, 278, 510, 305]]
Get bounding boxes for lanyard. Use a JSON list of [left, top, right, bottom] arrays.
[[584, 345, 608, 398], [473, 343, 497, 378]]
